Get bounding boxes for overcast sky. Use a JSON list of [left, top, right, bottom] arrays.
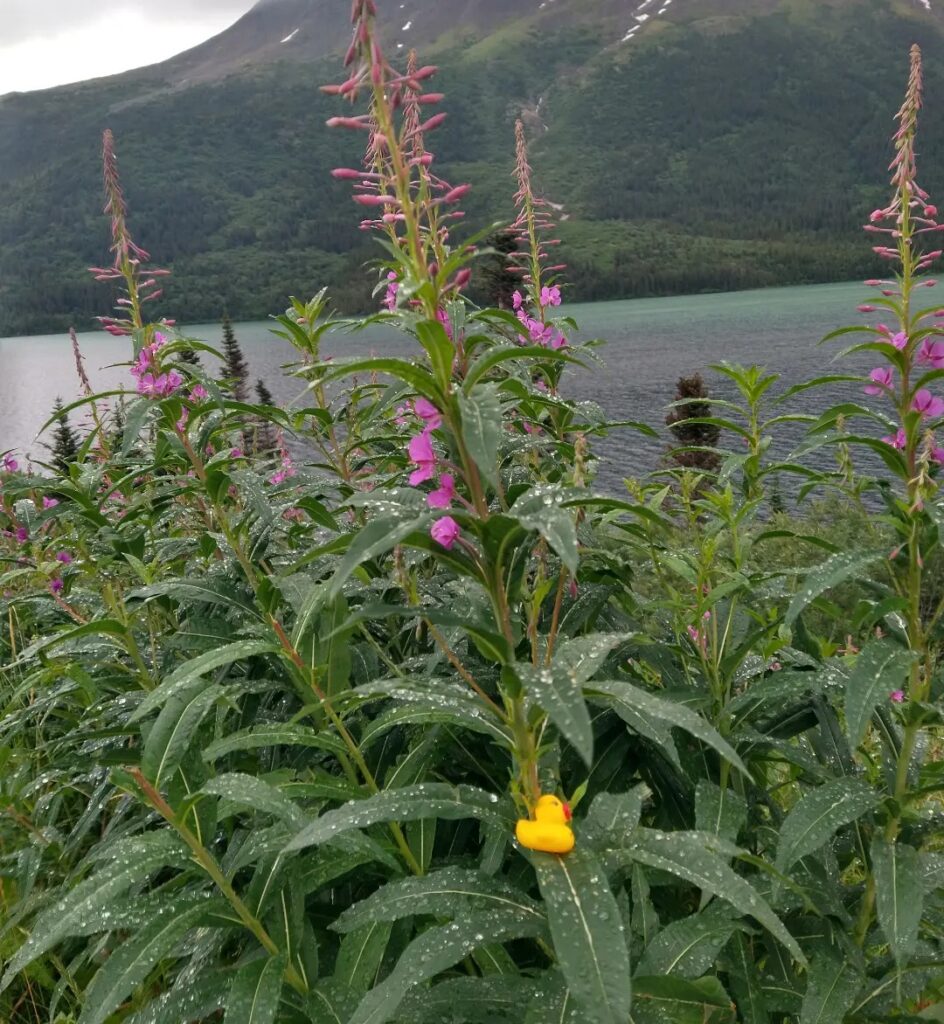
[[0, 1, 256, 96]]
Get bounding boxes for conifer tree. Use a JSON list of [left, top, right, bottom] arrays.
[[665, 373, 721, 474], [482, 230, 520, 309], [253, 379, 278, 453], [219, 313, 249, 402], [46, 397, 82, 474]]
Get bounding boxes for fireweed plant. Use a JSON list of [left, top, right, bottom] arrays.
[[1, 7, 943, 1020]]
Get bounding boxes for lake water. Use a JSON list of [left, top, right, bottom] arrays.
[[0, 282, 881, 488]]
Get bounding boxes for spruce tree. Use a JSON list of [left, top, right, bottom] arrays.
[[46, 397, 82, 474], [665, 373, 721, 474], [482, 230, 520, 309], [253, 379, 278, 453], [219, 313, 249, 402]]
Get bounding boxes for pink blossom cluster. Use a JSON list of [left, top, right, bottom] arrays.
[[269, 435, 297, 486], [512, 290, 565, 349], [403, 398, 461, 549], [130, 333, 184, 399], [2, 454, 18, 473]]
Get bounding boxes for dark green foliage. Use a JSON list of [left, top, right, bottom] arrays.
[[44, 396, 82, 473]]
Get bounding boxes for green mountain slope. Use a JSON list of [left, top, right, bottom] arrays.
[[1, 0, 942, 335]]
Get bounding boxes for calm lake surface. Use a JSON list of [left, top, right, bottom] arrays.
[[0, 282, 881, 488]]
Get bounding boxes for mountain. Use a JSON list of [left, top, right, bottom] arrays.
[[1, 0, 943, 335]]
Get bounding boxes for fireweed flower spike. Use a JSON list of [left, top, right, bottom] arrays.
[[508, 121, 567, 351], [326, 8, 472, 319], [860, 47, 944, 465], [89, 131, 172, 338]]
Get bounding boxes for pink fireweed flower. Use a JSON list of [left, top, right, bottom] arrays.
[[931, 446, 944, 464], [230, 448, 244, 459], [15, 527, 28, 543], [540, 285, 562, 307], [427, 473, 456, 509], [383, 271, 399, 311], [918, 337, 944, 367], [49, 578, 63, 595], [890, 689, 906, 703], [913, 388, 944, 417], [42, 497, 59, 509], [413, 397, 442, 430], [176, 409, 189, 433], [190, 384, 209, 401], [56, 550, 73, 563], [408, 430, 437, 485], [864, 367, 895, 395], [430, 515, 460, 549], [2, 454, 18, 472], [512, 291, 524, 310], [884, 428, 908, 449]]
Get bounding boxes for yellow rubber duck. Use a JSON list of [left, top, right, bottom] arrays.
[[515, 794, 575, 854]]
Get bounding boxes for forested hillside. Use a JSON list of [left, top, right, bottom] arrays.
[[1, 0, 942, 334]]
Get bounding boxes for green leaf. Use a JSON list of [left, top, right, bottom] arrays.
[[202, 723, 348, 762], [619, 829, 804, 963], [775, 778, 879, 876], [632, 976, 736, 1023], [458, 384, 503, 488], [845, 639, 917, 747], [785, 551, 886, 627], [335, 922, 393, 998], [516, 661, 594, 766], [799, 949, 862, 1024], [0, 833, 184, 991], [79, 897, 214, 1024], [871, 837, 923, 965], [224, 954, 286, 1024], [726, 934, 770, 1024], [512, 486, 579, 574], [283, 784, 514, 854], [635, 905, 739, 980], [201, 773, 308, 829], [405, 975, 540, 1024], [585, 788, 645, 844], [532, 847, 631, 1024], [132, 640, 279, 721], [695, 780, 747, 844], [347, 909, 546, 1024], [416, 319, 455, 388], [142, 678, 223, 787], [588, 680, 748, 777], [326, 512, 428, 600], [331, 867, 544, 934], [552, 633, 629, 685]]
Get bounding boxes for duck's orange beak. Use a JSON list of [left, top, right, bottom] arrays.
[[563, 802, 572, 821]]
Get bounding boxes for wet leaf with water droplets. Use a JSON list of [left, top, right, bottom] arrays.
[[223, 954, 286, 1024], [516, 662, 594, 767], [78, 896, 217, 1024], [532, 847, 631, 1024], [775, 778, 878, 877], [346, 909, 546, 1024]]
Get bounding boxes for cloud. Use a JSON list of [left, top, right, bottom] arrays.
[[0, 3, 256, 96], [3, 0, 254, 47]]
